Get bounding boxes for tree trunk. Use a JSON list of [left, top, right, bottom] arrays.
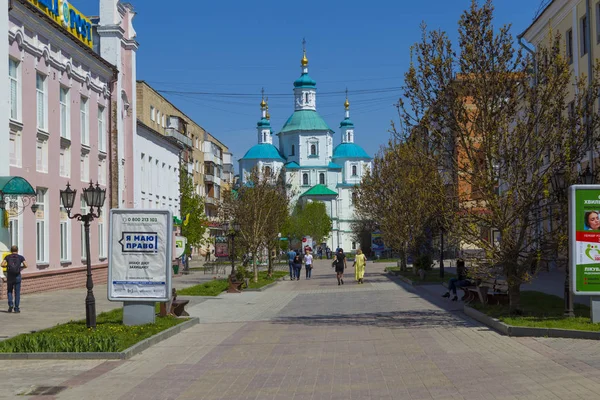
[[508, 283, 522, 314], [267, 247, 273, 278], [253, 257, 258, 283]]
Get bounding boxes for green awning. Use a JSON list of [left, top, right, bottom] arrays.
[[0, 176, 35, 195], [300, 184, 338, 197]]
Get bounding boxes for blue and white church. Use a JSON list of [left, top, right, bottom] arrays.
[[239, 50, 372, 252]]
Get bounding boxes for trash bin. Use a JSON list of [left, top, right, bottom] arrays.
[[173, 264, 179, 275]]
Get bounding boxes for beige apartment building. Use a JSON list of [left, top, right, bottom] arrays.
[[522, 0, 598, 169], [136, 81, 234, 237]]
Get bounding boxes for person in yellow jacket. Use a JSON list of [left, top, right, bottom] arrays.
[[354, 249, 367, 284]]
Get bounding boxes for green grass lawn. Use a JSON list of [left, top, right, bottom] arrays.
[[472, 291, 600, 331], [385, 267, 457, 283], [0, 308, 186, 353], [374, 258, 401, 263], [246, 271, 288, 289], [177, 279, 229, 296]]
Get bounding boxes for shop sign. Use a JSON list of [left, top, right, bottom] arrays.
[[570, 185, 600, 294], [108, 209, 172, 302], [27, 0, 93, 49]]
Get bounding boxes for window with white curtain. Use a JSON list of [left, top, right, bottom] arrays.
[[36, 188, 47, 263], [9, 58, 19, 121], [98, 207, 106, 258], [36, 73, 47, 130], [150, 106, 155, 121], [98, 106, 106, 152], [80, 153, 89, 182], [36, 138, 48, 173], [60, 144, 70, 178], [80, 97, 89, 145], [60, 87, 70, 139], [59, 200, 71, 262], [9, 131, 21, 167], [98, 158, 106, 185]]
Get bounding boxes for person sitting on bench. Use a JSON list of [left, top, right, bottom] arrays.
[[442, 258, 471, 301]]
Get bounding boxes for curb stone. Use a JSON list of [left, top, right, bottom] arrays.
[[387, 271, 441, 286], [0, 317, 199, 360], [464, 305, 600, 340]]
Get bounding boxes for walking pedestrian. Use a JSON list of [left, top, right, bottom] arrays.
[[287, 248, 296, 280], [354, 249, 367, 284], [204, 245, 210, 262], [2, 245, 27, 313], [304, 250, 313, 279], [326, 246, 331, 259], [333, 249, 347, 285], [293, 254, 302, 280]]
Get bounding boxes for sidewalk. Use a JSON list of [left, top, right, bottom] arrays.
[[0, 268, 214, 341]]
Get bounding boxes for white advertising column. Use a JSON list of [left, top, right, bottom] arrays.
[[108, 209, 173, 325]]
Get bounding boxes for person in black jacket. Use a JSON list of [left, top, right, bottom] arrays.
[[442, 258, 471, 301]]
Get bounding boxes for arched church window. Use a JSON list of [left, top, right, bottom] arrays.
[[347, 133, 350, 142], [302, 173, 309, 186], [310, 144, 316, 156], [352, 165, 357, 176], [319, 173, 325, 185], [291, 145, 295, 156], [351, 192, 358, 204], [305, 93, 309, 103], [264, 166, 272, 177]]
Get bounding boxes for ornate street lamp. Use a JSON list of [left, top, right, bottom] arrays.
[[579, 165, 595, 185], [550, 168, 574, 317], [60, 181, 107, 329]]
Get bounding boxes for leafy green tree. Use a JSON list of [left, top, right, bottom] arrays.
[[286, 201, 332, 245], [220, 166, 290, 282], [179, 165, 209, 254]]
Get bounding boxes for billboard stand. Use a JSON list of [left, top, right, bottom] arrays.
[[592, 297, 600, 323], [123, 301, 156, 325], [108, 209, 173, 326]]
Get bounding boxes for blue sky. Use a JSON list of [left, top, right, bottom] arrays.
[[74, 0, 546, 170]]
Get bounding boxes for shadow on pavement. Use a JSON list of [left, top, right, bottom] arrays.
[[272, 309, 474, 329]]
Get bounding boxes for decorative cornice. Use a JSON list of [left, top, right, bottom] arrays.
[[522, 0, 574, 45], [9, 27, 110, 97]]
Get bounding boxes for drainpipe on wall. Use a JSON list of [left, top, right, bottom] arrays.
[[108, 69, 119, 210]]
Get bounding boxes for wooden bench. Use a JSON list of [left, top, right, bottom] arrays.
[[442, 280, 477, 302], [467, 278, 509, 305], [170, 289, 189, 316]]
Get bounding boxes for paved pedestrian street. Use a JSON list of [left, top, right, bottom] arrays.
[[3, 261, 600, 400]]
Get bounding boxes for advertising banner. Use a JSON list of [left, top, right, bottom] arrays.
[[371, 231, 385, 252], [215, 236, 229, 258], [175, 236, 187, 259], [570, 185, 600, 295], [108, 209, 172, 302]]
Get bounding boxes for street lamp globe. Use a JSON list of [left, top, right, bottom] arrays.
[[550, 168, 567, 198], [60, 182, 77, 212], [579, 166, 595, 185]]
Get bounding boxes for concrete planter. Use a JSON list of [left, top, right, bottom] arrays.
[[0, 317, 199, 360], [464, 306, 600, 340]]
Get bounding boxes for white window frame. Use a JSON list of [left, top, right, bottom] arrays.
[[581, 15, 589, 56], [60, 144, 71, 178], [36, 137, 48, 173], [351, 164, 358, 177], [80, 96, 89, 146], [318, 171, 326, 185], [36, 73, 48, 131], [98, 157, 106, 185], [150, 106, 155, 121], [60, 86, 70, 139], [36, 188, 48, 263], [98, 205, 107, 259], [59, 199, 71, 263], [9, 130, 22, 168], [80, 152, 89, 182], [302, 171, 310, 186], [98, 105, 106, 152], [9, 58, 20, 121]]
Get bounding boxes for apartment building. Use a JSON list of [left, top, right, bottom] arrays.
[[136, 81, 234, 236]]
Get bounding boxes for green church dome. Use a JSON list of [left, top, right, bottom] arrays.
[[294, 73, 316, 88], [280, 110, 333, 133]]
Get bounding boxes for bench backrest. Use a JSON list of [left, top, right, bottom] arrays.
[[479, 278, 508, 292]]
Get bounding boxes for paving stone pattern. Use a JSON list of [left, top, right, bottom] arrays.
[[2, 260, 600, 399]]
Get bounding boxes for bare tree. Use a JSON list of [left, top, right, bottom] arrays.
[[397, 0, 600, 311]]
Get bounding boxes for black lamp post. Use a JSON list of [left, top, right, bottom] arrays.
[[550, 168, 575, 318], [60, 181, 106, 329]]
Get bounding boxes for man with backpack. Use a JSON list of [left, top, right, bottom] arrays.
[[1, 246, 27, 313]]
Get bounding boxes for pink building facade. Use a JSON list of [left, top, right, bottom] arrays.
[[0, 0, 136, 296]]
